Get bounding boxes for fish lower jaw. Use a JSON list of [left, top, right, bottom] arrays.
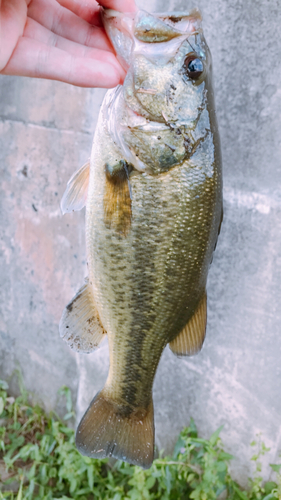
[[125, 104, 172, 129]]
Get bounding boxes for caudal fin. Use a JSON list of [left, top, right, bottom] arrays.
[[76, 391, 154, 469]]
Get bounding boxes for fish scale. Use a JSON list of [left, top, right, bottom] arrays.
[[59, 7, 222, 469], [85, 120, 220, 407]]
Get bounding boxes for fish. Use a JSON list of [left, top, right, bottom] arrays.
[[59, 7, 222, 469]]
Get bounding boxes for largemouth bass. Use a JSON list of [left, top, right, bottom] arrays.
[[59, 7, 222, 469]]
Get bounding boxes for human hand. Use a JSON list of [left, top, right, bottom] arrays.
[[0, 0, 136, 88]]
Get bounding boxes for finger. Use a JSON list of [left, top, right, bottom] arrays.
[[1, 36, 124, 88], [98, 0, 137, 13], [56, 0, 102, 26], [24, 17, 121, 72], [28, 0, 112, 52], [0, 0, 27, 70], [56, 0, 137, 26]]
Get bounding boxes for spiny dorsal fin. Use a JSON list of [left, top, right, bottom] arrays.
[[76, 390, 154, 469], [169, 292, 207, 357], [59, 279, 106, 353], [61, 161, 90, 214]]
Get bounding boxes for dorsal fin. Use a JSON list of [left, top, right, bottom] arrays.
[[61, 161, 90, 214], [169, 292, 207, 357]]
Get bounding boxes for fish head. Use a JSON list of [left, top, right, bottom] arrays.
[[103, 9, 216, 174]]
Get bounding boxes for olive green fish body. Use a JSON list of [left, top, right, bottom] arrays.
[[86, 109, 221, 413], [59, 7, 222, 469]]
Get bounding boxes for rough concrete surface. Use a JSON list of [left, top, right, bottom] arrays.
[[0, 0, 281, 485]]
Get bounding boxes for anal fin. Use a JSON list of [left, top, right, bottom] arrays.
[[59, 279, 106, 353], [61, 161, 90, 214], [169, 292, 207, 357]]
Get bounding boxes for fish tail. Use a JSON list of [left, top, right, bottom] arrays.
[[76, 390, 154, 469]]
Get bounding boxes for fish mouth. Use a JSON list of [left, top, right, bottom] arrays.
[[126, 104, 171, 130], [136, 88, 158, 96], [126, 104, 195, 132]]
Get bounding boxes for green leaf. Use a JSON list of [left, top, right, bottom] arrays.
[[219, 452, 234, 461], [0, 397, 4, 416], [146, 475, 156, 490], [128, 488, 142, 500], [188, 418, 198, 438], [87, 464, 94, 490], [16, 477, 24, 500], [0, 380, 9, 390], [40, 463, 48, 483], [261, 442, 271, 453], [58, 386, 73, 414], [216, 461, 227, 472], [173, 436, 186, 458], [165, 465, 172, 494], [27, 478, 35, 498], [49, 467, 57, 478], [270, 463, 281, 473], [63, 412, 75, 420], [70, 476, 77, 493], [232, 483, 248, 500], [47, 439, 56, 455], [264, 482, 278, 497], [209, 426, 224, 445], [112, 494, 122, 500]]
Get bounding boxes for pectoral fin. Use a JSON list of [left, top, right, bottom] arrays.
[[169, 292, 207, 356], [61, 161, 90, 214], [103, 160, 132, 237], [59, 279, 106, 353]]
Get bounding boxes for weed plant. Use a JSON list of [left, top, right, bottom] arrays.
[[0, 380, 280, 499]]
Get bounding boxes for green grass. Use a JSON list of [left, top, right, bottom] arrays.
[[0, 379, 280, 499]]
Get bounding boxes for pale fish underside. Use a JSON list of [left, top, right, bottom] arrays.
[[59, 6, 222, 469]]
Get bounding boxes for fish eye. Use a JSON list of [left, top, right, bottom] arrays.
[[183, 55, 204, 80]]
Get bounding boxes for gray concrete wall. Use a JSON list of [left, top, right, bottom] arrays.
[[1, 0, 281, 484]]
